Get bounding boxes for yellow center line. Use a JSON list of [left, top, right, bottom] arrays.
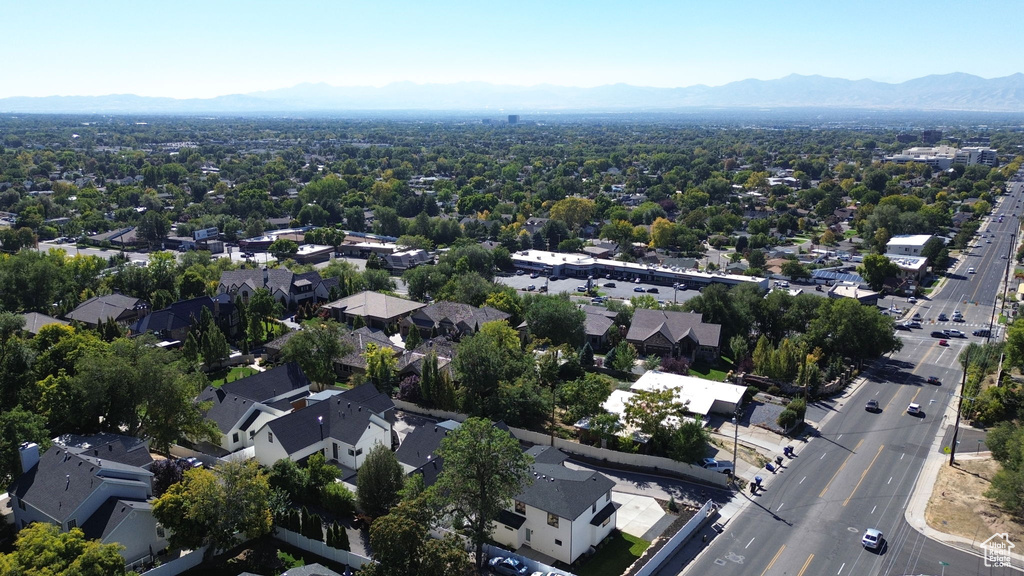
[[760, 544, 786, 576], [796, 554, 815, 576], [910, 388, 921, 404], [819, 439, 863, 498], [843, 444, 885, 506]]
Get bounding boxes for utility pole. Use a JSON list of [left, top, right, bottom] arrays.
[[731, 407, 740, 488]]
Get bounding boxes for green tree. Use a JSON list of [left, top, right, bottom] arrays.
[[268, 238, 299, 261], [137, 210, 171, 250], [452, 321, 530, 416], [404, 326, 423, 350], [524, 295, 586, 347], [152, 460, 273, 559], [780, 260, 809, 280], [0, 406, 50, 486], [549, 197, 596, 230], [282, 320, 349, 391], [558, 373, 611, 424], [178, 269, 208, 299], [609, 340, 638, 372], [435, 418, 533, 569], [356, 444, 405, 518], [362, 492, 470, 576], [857, 254, 900, 292], [364, 342, 398, 395], [0, 523, 128, 576]]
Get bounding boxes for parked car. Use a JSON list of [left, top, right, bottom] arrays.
[[907, 296, 917, 303], [526, 285, 536, 291], [634, 286, 646, 292], [603, 282, 616, 288], [646, 287, 659, 294], [489, 556, 529, 576], [591, 297, 605, 304], [973, 329, 992, 337], [927, 376, 941, 385], [576, 286, 587, 292], [530, 272, 539, 279], [515, 270, 524, 276], [907, 403, 922, 415], [865, 399, 880, 412], [862, 528, 883, 550], [701, 458, 733, 475]]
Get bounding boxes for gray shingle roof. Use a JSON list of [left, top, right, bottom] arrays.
[[625, 309, 721, 349], [80, 498, 151, 541], [10, 447, 151, 523], [517, 459, 615, 522], [54, 433, 153, 469], [21, 312, 68, 336], [130, 294, 234, 336], [396, 424, 450, 470], [405, 302, 510, 334], [197, 363, 310, 433], [65, 294, 146, 325], [264, 385, 393, 453]]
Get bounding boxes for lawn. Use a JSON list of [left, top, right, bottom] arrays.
[[690, 358, 733, 382], [577, 531, 650, 576], [209, 366, 259, 387]]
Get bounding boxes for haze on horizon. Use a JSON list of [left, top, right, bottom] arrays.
[[6, 0, 1024, 100]]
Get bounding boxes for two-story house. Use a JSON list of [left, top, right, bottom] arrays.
[[8, 437, 167, 567], [196, 362, 312, 453], [322, 291, 425, 331], [400, 301, 509, 341], [252, 384, 394, 478], [218, 267, 339, 310], [625, 309, 722, 362], [492, 446, 617, 565]]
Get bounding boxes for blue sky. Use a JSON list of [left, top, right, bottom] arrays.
[[5, 0, 1023, 99]]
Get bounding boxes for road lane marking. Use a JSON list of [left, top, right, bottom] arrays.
[[746, 537, 755, 549], [838, 562, 845, 574], [799, 476, 806, 484], [777, 502, 784, 511], [837, 434, 843, 440], [759, 545, 785, 576], [901, 453, 904, 460], [820, 453, 826, 460], [887, 476, 892, 484], [796, 554, 815, 576], [843, 444, 885, 507], [910, 388, 922, 404], [871, 505, 876, 514], [820, 439, 863, 498]]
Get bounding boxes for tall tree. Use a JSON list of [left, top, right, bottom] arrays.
[[524, 295, 586, 347], [282, 320, 349, 391], [152, 460, 272, 559], [857, 254, 900, 292], [356, 444, 405, 518], [362, 491, 470, 576], [435, 418, 533, 570], [364, 342, 398, 395]]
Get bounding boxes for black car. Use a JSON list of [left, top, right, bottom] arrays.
[[647, 287, 660, 294], [930, 331, 947, 338], [973, 329, 992, 337], [488, 556, 529, 576]]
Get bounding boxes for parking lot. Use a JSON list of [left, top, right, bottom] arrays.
[[497, 272, 702, 306]]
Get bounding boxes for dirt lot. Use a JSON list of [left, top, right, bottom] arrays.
[[925, 457, 1024, 545]]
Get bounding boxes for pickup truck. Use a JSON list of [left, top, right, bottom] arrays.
[[701, 458, 734, 475]]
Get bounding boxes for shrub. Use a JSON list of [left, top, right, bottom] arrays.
[[777, 408, 799, 431], [766, 385, 782, 396], [322, 482, 356, 516], [744, 385, 760, 401], [786, 397, 807, 419], [660, 356, 690, 375]]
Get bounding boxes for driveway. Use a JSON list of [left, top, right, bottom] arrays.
[[612, 492, 674, 541]]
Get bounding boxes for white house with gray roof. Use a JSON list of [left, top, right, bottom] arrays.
[[492, 446, 617, 564], [9, 439, 167, 567]]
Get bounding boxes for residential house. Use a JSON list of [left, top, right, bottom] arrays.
[[492, 446, 617, 565], [218, 267, 339, 309], [322, 291, 425, 331], [252, 384, 394, 476], [401, 301, 509, 340], [129, 294, 238, 341], [20, 312, 68, 336], [64, 294, 149, 329], [579, 304, 616, 351], [625, 309, 722, 361], [8, 438, 167, 568], [885, 235, 934, 257], [399, 420, 509, 489], [196, 362, 312, 453]]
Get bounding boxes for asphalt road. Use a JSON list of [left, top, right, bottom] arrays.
[[666, 180, 1024, 576]]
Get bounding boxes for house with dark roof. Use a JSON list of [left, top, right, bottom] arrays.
[[52, 433, 155, 471], [20, 311, 68, 336], [64, 293, 148, 328], [322, 291, 425, 331], [579, 304, 617, 351], [401, 301, 510, 341], [252, 384, 394, 474], [492, 446, 617, 564], [625, 309, 722, 361], [218, 267, 339, 310], [9, 441, 167, 567], [129, 294, 238, 342], [196, 362, 312, 453]]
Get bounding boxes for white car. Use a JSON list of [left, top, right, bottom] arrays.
[[968, 267, 976, 274], [907, 403, 921, 415], [862, 528, 883, 550]]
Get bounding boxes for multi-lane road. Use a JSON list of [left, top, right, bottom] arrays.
[[666, 180, 1024, 576]]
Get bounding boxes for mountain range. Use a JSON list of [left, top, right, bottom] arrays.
[[3, 73, 1024, 114]]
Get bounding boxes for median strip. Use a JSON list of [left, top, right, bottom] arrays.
[[843, 444, 885, 507], [819, 439, 863, 498]]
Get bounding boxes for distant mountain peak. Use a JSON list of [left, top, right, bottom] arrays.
[[3, 73, 1023, 113]]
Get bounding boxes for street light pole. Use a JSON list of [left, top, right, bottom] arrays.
[[731, 408, 740, 488]]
